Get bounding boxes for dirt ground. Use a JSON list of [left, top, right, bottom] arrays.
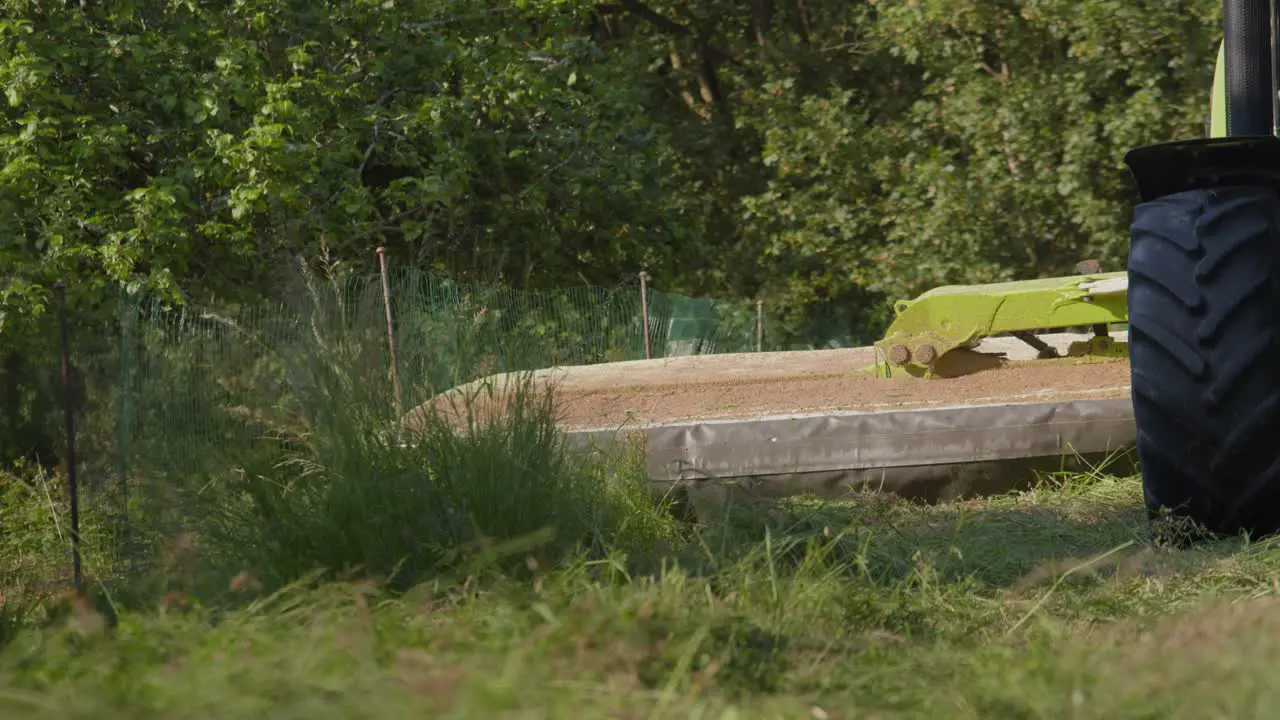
[[408, 332, 1133, 431], [543, 357, 1129, 429]]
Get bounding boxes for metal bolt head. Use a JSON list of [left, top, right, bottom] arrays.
[[888, 344, 911, 366], [915, 343, 937, 365]]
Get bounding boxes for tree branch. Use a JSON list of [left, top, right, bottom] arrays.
[[598, 1, 739, 66]]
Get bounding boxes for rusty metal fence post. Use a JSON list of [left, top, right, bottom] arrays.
[[756, 298, 764, 352], [638, 271, 652, 360], [376, 247, 404, 420]]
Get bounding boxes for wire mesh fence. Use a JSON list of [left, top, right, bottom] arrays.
[[84, 264, 818, 517], [4, 261, 861, 592], [113, 266, 788, 445]]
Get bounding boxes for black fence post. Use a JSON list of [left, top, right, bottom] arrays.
[[54, 281, 83, 595]]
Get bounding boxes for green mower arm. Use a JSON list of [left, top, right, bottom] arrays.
[[873, 272, 1128, 376], [868, 39, 1236, 379]]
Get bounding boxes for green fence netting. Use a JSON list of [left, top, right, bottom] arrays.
[[108, 267, 848, 492], [1, 265, 862, 577]]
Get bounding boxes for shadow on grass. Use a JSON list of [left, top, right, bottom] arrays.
[[683, 465, 1254, 593]]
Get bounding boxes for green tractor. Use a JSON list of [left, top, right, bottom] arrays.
[[1125, 0, 1280, 538], [874, 0, 1280, 537]]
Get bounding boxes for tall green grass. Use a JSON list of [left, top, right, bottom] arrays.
[[107, 260, 683, 599], [10, 261, 1280, 716], [9, 469, 1280, 718], [200, 371, 681, 593]]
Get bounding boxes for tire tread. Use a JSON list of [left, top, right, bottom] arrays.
[[1129, 186, 1280, 536]]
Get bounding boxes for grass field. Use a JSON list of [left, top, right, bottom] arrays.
[[3, 370, 1280, 719]]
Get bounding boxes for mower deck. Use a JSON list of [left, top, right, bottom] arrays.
[[409, 332, 1137, 506]]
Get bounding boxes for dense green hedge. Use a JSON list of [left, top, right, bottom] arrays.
[[0, 0, 1221, 465]]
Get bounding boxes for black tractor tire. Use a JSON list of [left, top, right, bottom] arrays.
[[1129, 186, 1280, 537]]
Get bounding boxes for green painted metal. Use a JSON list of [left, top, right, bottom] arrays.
[[1211, 40, 1227, 138], [873, 271, 1128, 377]]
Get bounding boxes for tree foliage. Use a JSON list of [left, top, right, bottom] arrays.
[[2, 0, 1221, 326], [0, 0, 1222, 459]]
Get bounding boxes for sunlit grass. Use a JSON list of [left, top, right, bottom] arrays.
[[3, 266, 1277, 717], [8, 458, 1280, 718]]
